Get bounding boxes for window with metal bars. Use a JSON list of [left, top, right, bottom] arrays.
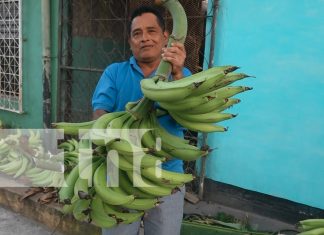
[[0, 0, 22, 113]]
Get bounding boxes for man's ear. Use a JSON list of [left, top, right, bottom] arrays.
[[163, 31, 169, 46]]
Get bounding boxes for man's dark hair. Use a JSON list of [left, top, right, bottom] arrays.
[[129, 6, 165, 34]]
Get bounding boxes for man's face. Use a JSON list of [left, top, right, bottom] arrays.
[[129, 13, 168, 64]]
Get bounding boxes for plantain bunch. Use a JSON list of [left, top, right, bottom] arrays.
[[56, 109, 197, 228], [0, 129, 34, 179], [0, 129, 85, 187], [0, 129, 53, 183], [141, 66, 252, 133], [54, 68, 252, 227], [297, 219, 324, 235]]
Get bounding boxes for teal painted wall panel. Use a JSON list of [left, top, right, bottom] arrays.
[[203, 0, 324, 209], [0, 0, 44, 128]]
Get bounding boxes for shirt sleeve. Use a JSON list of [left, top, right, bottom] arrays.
[[169, 67, 192, 81], [92, 65, 118, 112], [182, 67, 192, 77]]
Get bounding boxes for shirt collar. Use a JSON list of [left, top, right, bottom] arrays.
[[129, 56, 156, 78], [130, 56, 143, 76]]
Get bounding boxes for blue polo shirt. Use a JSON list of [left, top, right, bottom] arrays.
[[92, 56, 191, 173]]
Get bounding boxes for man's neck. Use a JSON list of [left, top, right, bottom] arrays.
[[138, 60, 161, 78]]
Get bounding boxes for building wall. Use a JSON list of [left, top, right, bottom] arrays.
[[0, 1, 42, 127], [203, 0, 324, 209], [0, 0, 60, 128]]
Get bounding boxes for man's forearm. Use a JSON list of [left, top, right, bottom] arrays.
[[93, 109, 108, 120]]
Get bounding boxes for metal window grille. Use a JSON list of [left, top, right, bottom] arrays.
[[0, 0, 22, 113]]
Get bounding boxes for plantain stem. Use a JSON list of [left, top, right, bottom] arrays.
[[155, 0, 188, 81], [129, 98, 154, 120]]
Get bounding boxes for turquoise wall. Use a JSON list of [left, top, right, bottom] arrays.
[[0, 0, 43, 128], [0, 0, 60, 127], [203, 0, 324, 209]]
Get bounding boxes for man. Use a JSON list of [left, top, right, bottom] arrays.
[[92, 6, 191, 235]]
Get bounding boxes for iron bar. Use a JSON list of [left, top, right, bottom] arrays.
[[198, 0, 218, 201]]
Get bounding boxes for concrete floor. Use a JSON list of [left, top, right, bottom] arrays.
[[0, 206, 63, 235], [0, 198, 297, 235]]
